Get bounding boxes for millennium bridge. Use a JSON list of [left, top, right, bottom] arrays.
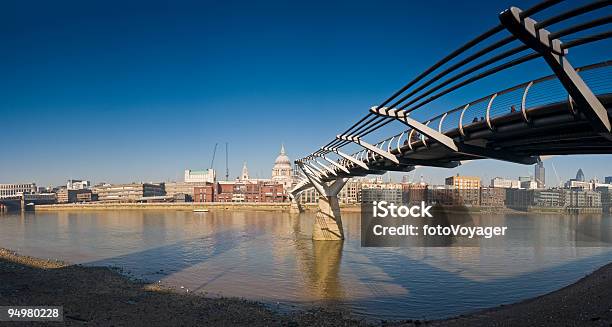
[[290, 0, 612, 240]]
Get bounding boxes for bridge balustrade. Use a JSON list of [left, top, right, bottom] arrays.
[[341, 62, 611, 164]]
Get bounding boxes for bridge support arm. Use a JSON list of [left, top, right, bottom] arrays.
[[314, 160, 338, 176], [324, 148, 370, 170], [288, 191, 304, 214], [323, 156, 351, 174], [500, 6, 611, 135], [336, 135, 399, 164]]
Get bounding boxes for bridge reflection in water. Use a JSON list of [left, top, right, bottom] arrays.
[[0, 210, 610, 319]]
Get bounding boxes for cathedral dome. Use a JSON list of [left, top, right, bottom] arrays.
[[272, 144, 293, 189], [274, 144, 291, 166]]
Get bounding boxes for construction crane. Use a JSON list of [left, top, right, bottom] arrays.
[[225, 142, 229, 181], [551, 161, 563, 187], [210, 143, 218, 169]]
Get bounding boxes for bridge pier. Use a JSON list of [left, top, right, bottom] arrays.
[[313, 193, 344, 241], [20, 195, 25, 212], [297, 163, 349, 241]]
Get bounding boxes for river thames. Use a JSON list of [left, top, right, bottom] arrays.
[[0, 210, 610, 320]]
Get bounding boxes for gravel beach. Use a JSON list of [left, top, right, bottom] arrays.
[[0, 248, 610, 326]]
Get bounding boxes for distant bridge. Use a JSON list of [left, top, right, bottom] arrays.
[[0, 196, 25, 212], [0, 195, 56, 212], [290, 0, 612, 240]]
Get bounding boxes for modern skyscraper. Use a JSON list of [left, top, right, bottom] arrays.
[[534, 161, 545, 189], [605, 176, 612, 184], [576, 168, 585, 182]]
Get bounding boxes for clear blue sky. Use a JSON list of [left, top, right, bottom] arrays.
[[1, 0, 610, 187]]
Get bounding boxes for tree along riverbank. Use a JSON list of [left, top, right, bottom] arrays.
[[0, 248, 610, 326]]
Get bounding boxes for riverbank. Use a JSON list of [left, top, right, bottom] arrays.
[[35, 202, 295, 212], [0, 248, 365, 326], [425, 263, 612, 326], [33, 202, 363, 212], [29, 202, 557, 215], [0, 249, 610, 326]]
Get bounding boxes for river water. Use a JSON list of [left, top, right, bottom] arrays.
[[0, 210, 610, 320]]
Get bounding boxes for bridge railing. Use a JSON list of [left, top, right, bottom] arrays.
[[355, 62, 611, 158], [296, 0, 612, 182]]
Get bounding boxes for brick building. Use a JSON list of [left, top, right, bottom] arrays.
[[402, 182, 428, 204], [214, 180, 286, 203], [193, 184, 215, 203], [480, 187, 505, 207]]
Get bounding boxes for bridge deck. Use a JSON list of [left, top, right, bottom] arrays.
[[319, 94, 612, 181]]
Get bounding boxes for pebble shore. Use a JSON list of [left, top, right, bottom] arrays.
[[0, 248, 610, 326]]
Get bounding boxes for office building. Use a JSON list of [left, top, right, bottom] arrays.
[[565, 180, 592, 190], [445, 175, 481, 189], [361, 181, 403, 203], [299, 187, 320, 204], [597, 186, 612, 213], [57, 189, 93, 203], [165, 181, 212, 201], [67, 180, 91, 190], [361, 188, 403, 204], [505, 189, 564, 209], [429, 186, 480, 206], [564, 189, 601, 208], [93, 183, 165, 202], [521, 180, 538, 190], [576, 168, 585, 182], [338, 180, 361, 204], [0, 183, 37, 197], [295, 179, 364, 205], [534, 190, 564, 207], [184, 169, 215, 184], [505, 189, 533, 209], [490, 177, 520, 189], [605, 176, 612, 184]]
